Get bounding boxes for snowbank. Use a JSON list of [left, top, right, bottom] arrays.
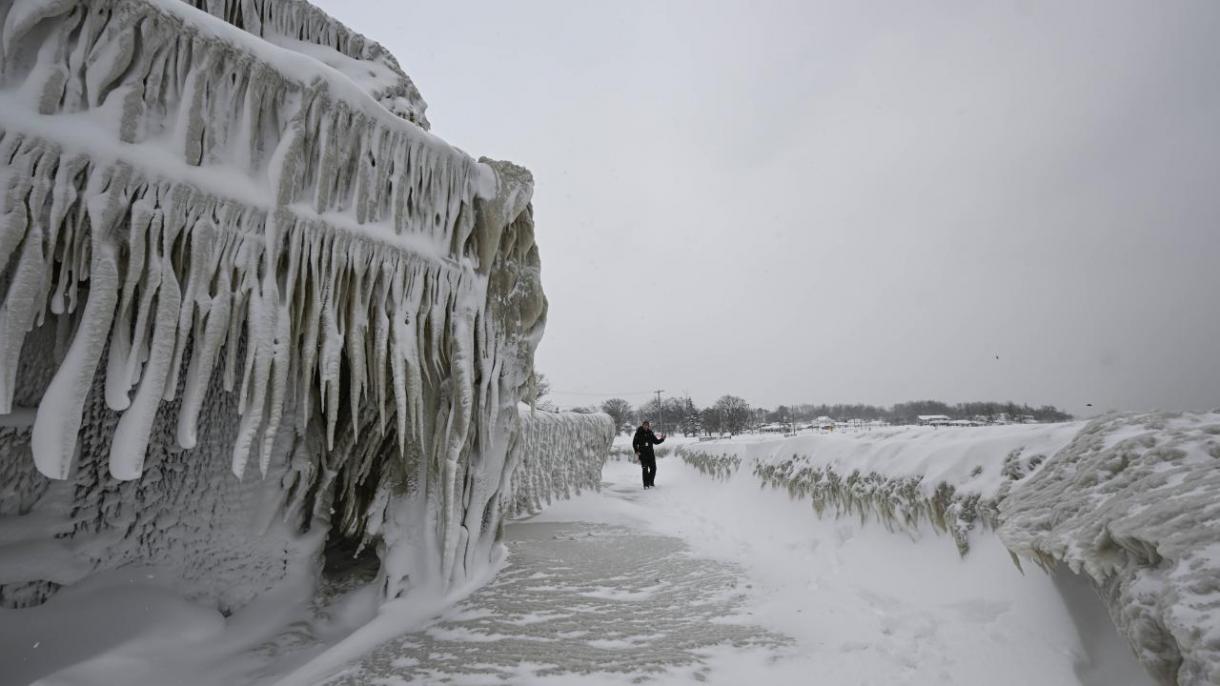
[[999, 412, 1220, 685], [678, 414, 1220, 685], [683, 423, 1081, 554]]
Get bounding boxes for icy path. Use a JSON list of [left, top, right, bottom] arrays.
[[320, 458, 1151, 686]]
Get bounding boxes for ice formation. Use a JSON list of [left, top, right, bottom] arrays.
[[0, 0, 609, 613], [999, 412, 1220, 685], [682, 423, 1079, 555], [680, 413, 1220, 685], [504, 408, 614, 519]]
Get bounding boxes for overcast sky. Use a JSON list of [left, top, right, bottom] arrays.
[[316, 1, 1220, 416]]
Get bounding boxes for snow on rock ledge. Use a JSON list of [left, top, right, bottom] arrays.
[[0, 0, 594, 613]]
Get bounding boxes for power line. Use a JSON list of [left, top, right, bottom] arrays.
[[549, 389, 656, 397]]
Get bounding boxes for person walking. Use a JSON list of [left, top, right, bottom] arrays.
[[632, 420, 666, 489]]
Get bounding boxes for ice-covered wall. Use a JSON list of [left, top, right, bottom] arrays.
[[680, 413, 1220, 685], [504, 408, 614, 519], [0, 0, 585, 613]]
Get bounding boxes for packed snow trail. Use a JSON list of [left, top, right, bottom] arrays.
[[316, 456, 1153, 685]]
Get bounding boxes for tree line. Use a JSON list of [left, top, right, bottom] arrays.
[[577, 396, 1073, 435]]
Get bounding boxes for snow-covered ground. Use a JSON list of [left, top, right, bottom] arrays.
[[305, 453, 1151, 685], [0, 428, 1166, 685]]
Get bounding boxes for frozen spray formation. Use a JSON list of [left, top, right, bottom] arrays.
[[505, 408, 615, 519], [0, 0, 610, 612], [681, 412, 1220, 685], [999, 413, 1220, 686]]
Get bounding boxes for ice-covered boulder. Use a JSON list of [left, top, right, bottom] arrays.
[[0, 0, 604, 614]]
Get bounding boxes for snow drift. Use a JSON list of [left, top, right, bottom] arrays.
[[0, 0, 609, 617], [681, 413, 1220, 685]]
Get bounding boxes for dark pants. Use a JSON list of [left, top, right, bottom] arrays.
[[640, 455, 657, 487]]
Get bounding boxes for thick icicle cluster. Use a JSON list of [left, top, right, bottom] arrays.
[[999, 412, 1220, 686], [180, 0, 432, 128], [504, 408, 614, 518], [0, 0, 500, 482], [0, 0, 606, 612]]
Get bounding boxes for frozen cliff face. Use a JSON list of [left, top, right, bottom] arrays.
[[999, 412, 1220, 686], [0, 0, 599, 614]]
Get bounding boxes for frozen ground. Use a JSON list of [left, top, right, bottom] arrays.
[[310, 455, 1152, 686], [0, 446, 1156, 686]]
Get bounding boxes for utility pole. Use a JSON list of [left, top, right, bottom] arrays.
[[654, 389, 664, 434]]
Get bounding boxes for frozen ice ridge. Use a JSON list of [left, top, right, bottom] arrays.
[[681, 412, 1220, 685], [0, 0, 610, 614], [999, 412, 1220, 686]]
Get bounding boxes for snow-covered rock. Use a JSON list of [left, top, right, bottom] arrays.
[[0, 0, 606, 614]]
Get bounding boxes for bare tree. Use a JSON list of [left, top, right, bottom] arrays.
[[600, 398, 634, 433], [713, 395, 751, 435]]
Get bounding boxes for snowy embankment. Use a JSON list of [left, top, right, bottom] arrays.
[[684, 423, 1081, 555], [680, 413, 1220, 685]]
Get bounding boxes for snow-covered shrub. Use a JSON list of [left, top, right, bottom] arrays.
[[679, 449, 741, 480], [503, 409, 614, 518], [749, 459, 994, 556]]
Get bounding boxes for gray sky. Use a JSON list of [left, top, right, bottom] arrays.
[[315, 1, 1220, 416]]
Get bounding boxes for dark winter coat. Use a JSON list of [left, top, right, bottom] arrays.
[[632, 426, 665, 460]]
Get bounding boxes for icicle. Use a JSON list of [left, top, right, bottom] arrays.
[[257, 210, 294, 476], [109, 212, 182, 480], [104, 199, 154, 411], [318, 233, 343, 449], [31, 189, 121, 479], [0, 188, 44, 414], [177, 236, 235, 449]]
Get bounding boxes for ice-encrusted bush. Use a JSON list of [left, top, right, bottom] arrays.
[[609, 442, 677, 462], [679, 449, 741, 481], [503, 409, 614, 518], [680, 441, 1052, 556], [749, 457, 999, 556]]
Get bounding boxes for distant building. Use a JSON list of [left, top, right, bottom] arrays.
[[917, 414, 953, 426]]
